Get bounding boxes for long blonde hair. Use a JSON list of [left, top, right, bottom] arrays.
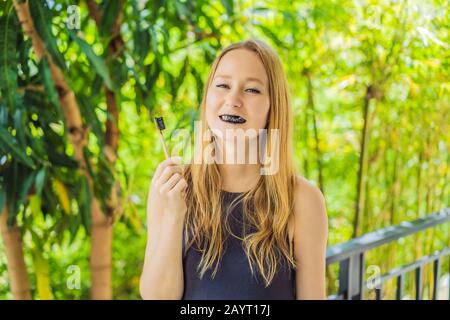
[[182, 39, 297, 286]]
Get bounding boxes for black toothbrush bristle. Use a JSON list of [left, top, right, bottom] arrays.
[[155, 117, 165, 130]]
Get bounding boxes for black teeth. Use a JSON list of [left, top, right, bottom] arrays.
[[219, 114, 246, 124]]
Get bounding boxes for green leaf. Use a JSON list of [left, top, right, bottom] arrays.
[[28, 195, 42, 218], [191, 67, 204, 105], [0, 126, 35, 169], [77, 96, 104, 146], [175, 57, 190, 93], [45, 146, 78, 168], [148, 26, 158, 55], [79, 176, 92, 235], [134, 28, 150, 64], [199, 8, 217, 34], [174, 1, 188, 19], [41, 183, 57, 217], [91, 74, 103, 95], [35, 167, 46, 197], [220, 0, 234, 18], [68, 213, 80, 245], [82, 146, 95, 179], [17, 170, 35, 207], [110, 58, 128, 88], [93, 153, 114, 214], [39, 57, 62, 117], [18, 34, 31, 77], [13, 108, 26, 147], [0, 182, 6, 213], [29, 228, 43, 251], [28, 0, 66, 70], [24, 90, 59, 123], [145, 60, 161, 92], [257, 24, 284, 48], [30, 136, 46, 159], [6, 161, 17, 227], [166, 71, 176, 99], [68, 30, 114, 90], [99, 0, 120, 37], [0, 101, 7, 126], [159, 26, 170, 56], [0, 5, 18, 109], [201, 42, 216, 64]]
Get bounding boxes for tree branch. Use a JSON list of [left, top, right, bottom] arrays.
[[85, 0, 101, 28]]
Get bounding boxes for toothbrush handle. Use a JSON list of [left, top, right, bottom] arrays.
[[158, 130, 170, 159]]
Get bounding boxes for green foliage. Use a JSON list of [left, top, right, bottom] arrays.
[[0, 3, 18, 110], [28, 0, 66, 70], [38, 58, 62, 115], [68, 29, 114, 90], [0, 127, 35, 169]]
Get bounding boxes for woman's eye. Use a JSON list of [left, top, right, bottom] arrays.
[[246, 88, 260, 94], [216, 84, 260, 94]]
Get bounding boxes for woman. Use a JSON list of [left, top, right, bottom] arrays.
[[140, 39, 328, 300]]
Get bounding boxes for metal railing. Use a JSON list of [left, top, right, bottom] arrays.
[[326, 208, 450, 300]]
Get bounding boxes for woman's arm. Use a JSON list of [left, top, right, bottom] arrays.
[[293, 176, 329, 299], [140, 214, 185, 300], [139, 157, 187, 300]]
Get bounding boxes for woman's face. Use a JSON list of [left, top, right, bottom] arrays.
[[205, 49, 270, 140]]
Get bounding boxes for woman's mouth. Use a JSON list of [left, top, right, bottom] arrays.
[[219, 114, 246, 124]]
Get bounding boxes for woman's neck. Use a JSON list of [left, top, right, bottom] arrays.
[[218, 163, 261, 193], [212, 135, 263, 193]]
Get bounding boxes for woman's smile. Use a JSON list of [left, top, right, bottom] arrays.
[[219, 114, 247, 124]]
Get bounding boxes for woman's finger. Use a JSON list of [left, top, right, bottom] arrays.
[[159, 173, 181, 194], [153, 156, 182, 181], [168, 178, 188, 197], [158, 165, 183, 185]]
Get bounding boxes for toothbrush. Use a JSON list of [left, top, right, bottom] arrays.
[[154, 116, 170, 159]]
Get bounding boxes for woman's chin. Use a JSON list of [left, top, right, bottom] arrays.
[[211, 121, 249, 133]]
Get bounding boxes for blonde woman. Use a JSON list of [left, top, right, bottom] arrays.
[[140, 39, 328, 300]]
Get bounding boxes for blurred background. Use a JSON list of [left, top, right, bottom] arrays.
[[0, 0, 448, 300]]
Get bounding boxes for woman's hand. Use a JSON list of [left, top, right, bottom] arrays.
[[147, 156, 188, 223]]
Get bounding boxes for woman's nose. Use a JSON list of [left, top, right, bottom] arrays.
[[224, 90, 243, 108]]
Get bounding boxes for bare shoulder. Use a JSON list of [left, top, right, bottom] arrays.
[[292, 175, 328, 299], [292, 175, 328, 252], [294, 175, 327, 216]]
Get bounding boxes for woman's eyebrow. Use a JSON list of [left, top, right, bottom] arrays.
[[215, 74, 265, 85]]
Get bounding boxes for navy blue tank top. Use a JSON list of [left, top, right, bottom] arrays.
[[182, 191, 296, 299]]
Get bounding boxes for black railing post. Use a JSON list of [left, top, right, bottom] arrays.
[[338, 253, 365, 299], [376, 286, 383, 300], [338, 258, 349, 299], [415, 266, 423, 300], [432, 257, 441, 300], [396, 274, 404, 300]]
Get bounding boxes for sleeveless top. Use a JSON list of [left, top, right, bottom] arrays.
[[182, 191, 296, 300]]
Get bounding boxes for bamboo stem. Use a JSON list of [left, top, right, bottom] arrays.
[[0, 206, 31, 300]]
